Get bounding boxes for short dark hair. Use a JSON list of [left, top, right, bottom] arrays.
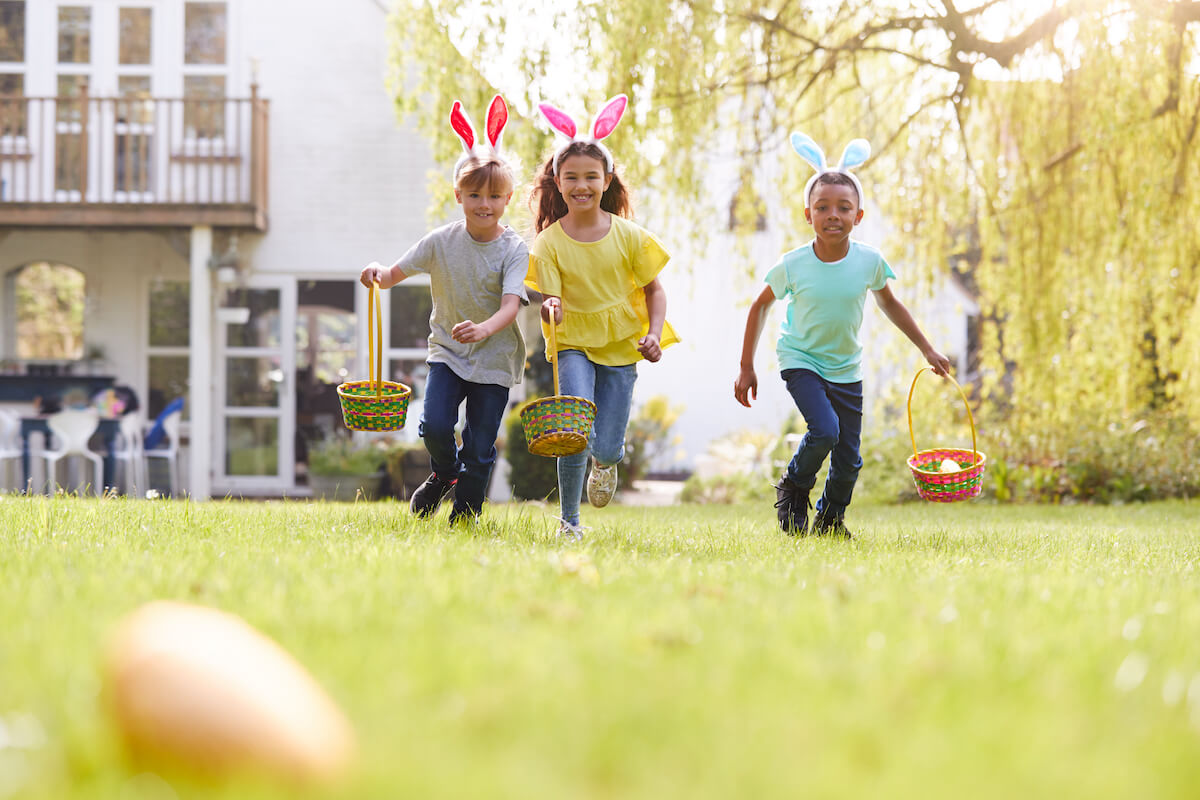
[[809, 172, 859, 204]]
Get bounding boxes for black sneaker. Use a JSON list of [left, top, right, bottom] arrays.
[[774, 478, 812, 535], [811, 508, 853, 539], [410, 473, 456, 518], [447, 504, 479, 526]]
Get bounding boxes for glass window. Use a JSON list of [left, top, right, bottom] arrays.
[[224, 287, 280, 348], [225, 356, 281, 407], [225, 417, 278, 475], [57, 6, 90, 64], [183, 74, 224, 138], [147, 355, 189, 420], [0, 73, 24, 136], [119, 7, 151, 65], [0, 1, 25, 63], [389, 358, 428, 400], [148, 280, 189, 347], [184, 2, 226, 65], [389, 284, 433, 350], [13, 262, 85, 360], [296, 280, 355, 385], [56, 74, 87, 122]]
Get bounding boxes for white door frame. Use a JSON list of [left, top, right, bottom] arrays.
[[212, 274, 296, 495]]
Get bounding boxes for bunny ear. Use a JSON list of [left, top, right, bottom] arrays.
[[837, 139, 871, 171], [485, 95, 508, 149], [538, 103, 577, 139], [591, 94, 628, 140], [790, 132, 826, 173], [449, 101, 475, 151]]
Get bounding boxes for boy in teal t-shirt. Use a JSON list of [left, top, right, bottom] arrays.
[[734, 134, 951, 537]]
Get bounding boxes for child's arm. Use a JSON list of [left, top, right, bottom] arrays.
[[734, 286, 776, 408], [872, 285, 952, 376], [637, 278, 667, 363], [360, 261, 407, 290], [451, 294, 523, 344]]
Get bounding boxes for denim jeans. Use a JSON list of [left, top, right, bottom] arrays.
[[781, 368, 864, 517], [419, 362, 510, 514], [556, 349, 638, 525]]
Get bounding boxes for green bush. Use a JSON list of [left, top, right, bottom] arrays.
[[502, 400, 559, 501], [308, 437, 387, 477], [680, 473, 774, 505], [622, 395, 684, 489]]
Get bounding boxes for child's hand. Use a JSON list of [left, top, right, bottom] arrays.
[[360, 262, 388, 289], [734, 366, 758, 408], [924, 348, 952, 377], [451, 320, 490, 343], [637, 333, 662, 363], [541, 297, 562, 325]]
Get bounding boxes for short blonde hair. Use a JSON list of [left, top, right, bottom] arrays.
[[456, 155, 515, 196]]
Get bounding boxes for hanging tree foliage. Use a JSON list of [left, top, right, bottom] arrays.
[[389, 0, 1200, 456]]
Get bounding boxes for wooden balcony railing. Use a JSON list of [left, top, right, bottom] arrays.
[[0, 86, 269, 230]]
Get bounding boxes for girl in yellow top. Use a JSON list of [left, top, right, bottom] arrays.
[[526, 95, 679, 536]]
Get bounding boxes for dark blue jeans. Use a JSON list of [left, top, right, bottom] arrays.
[[782, 368, 863, 517], [419, 362, 510, 514]]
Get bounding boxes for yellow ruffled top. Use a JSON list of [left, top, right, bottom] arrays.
[[526, 216, 680, 366]]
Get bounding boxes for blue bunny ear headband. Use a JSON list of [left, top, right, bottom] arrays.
[[790, 132, 871, 207]]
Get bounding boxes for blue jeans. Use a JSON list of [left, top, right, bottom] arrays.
[[782, 368, 863, 517], [556, 350, 637, 525], [419, 362, 510, 514]]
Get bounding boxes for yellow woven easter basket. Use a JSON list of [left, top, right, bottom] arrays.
[[905, 367, 987, 502], [337, 282, 411, 432], [520, 316, 596, 457]]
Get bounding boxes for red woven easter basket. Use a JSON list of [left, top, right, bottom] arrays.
[[905, 368, 986, 502]]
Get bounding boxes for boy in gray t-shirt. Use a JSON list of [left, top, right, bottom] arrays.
[[361, 144, 528, 524]]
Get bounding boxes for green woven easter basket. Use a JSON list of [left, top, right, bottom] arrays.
[[337, 282, 411, 432], [521, 316, 595, 457]]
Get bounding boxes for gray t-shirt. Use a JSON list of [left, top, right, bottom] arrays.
[[393, 220, 529, 387]]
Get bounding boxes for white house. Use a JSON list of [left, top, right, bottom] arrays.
[[0, 0, 975, 497], [1, 0, 436, 498]]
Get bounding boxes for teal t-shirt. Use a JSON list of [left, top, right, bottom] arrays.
[[764, 239, 896, 383]]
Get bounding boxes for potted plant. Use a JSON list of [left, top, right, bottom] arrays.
[[307, 437, 387, 501]]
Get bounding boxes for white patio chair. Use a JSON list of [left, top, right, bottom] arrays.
[[111, 413, 148, 496], [145, 406, 182, 497], [42, 408, 103, 496], [0, 409, 23, 491]]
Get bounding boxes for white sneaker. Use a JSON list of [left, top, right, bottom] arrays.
[[587, 460, 618, 507], [557, 519, 587, 540]]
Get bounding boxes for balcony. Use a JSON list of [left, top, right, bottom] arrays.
[[0, 88, 269, 231]]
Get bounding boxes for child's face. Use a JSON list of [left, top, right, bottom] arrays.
[[804, 182, 863, 246], [455, 181, 513, 236], [554, 154, 612, 214]]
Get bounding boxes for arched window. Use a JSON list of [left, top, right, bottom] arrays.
[[10, 262, 86, 359]]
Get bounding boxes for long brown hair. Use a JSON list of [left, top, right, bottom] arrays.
[[529, 141, 632, 233]]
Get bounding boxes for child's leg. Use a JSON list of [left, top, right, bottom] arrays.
[[781, 369, 840, 491], [589, 363, 637, 466], [816, 380, 863, 518], [452, 381, 510, 516], [555, 350, 595, 526], [418, 363, 468, 479]]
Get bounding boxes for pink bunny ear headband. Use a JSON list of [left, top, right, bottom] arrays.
[[450, 94, 510, 179], [790, 132, 871, 207], [537, 94, 628, 174]]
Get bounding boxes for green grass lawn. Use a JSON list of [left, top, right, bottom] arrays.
[[2, 495, 1199, 799]]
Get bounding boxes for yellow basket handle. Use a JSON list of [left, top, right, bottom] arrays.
[[368, 281, 382, 400], [548, 306, 561, 396], [906, 367, 978, 464]]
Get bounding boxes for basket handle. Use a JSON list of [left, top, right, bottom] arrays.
[[368, 281, 383, 400], [548, 310, 561, 396], [906, 367, 977, 463]]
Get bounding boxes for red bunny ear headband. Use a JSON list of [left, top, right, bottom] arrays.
[[450, 94, 510, 179], [537, 94, 627, 174]]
